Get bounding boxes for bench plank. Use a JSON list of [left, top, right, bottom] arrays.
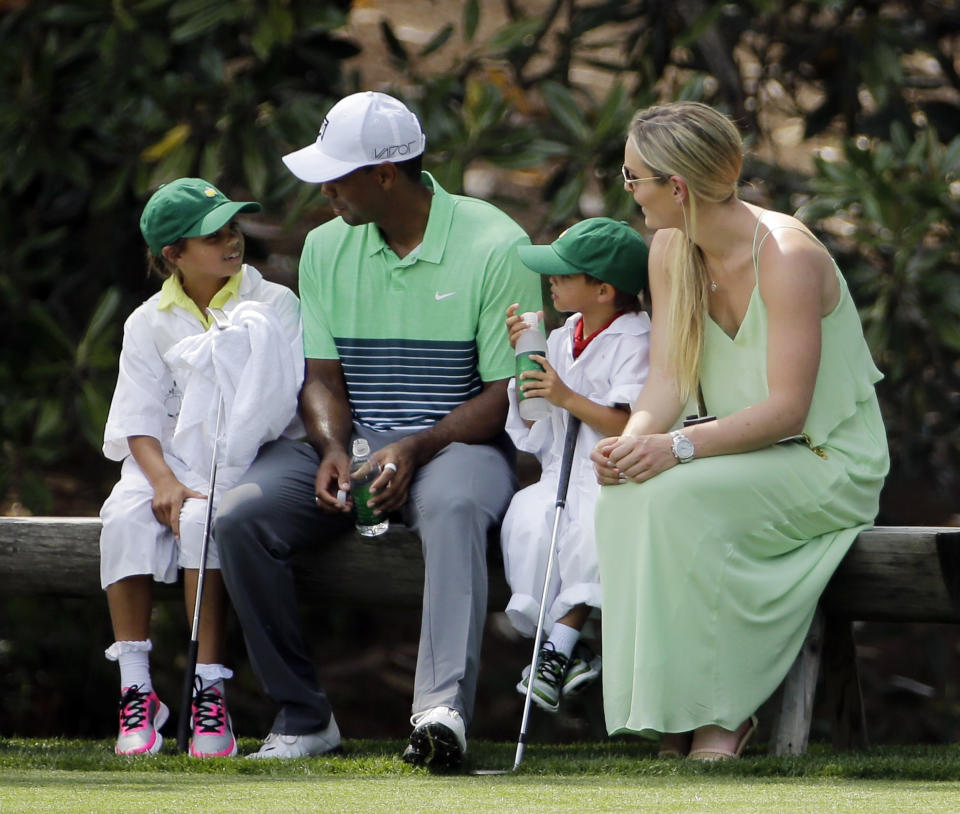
[[0, 516, 510, 607], [0, 517, 102, 596], [821, 526, 960, 622], [4, 520, 956, 617]]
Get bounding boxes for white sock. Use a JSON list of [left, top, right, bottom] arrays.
[[195, 663, 234, 690], [104, 640, 152, 693], [546, 622, 580, 660]]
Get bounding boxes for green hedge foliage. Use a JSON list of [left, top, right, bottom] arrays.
[[2, 0, 958, 510]]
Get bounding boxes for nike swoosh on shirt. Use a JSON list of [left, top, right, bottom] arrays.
[[434, 291, 457, 301]]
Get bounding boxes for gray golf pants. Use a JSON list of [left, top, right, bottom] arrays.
[[215, 429, 517, 736]]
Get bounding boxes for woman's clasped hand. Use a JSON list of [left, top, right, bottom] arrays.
[[591, 433, 677, 485]]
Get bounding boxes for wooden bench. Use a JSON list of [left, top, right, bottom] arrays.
[[1, 517, 957, 754], [771, 525, 960, 754]]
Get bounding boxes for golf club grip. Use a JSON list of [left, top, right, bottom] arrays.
[[177, 638, 199, 753], [555, 416, 581, 507]]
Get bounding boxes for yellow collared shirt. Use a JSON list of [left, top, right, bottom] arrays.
[[157, 270, 243, 328]]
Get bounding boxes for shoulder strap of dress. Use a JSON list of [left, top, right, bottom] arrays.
[[751, 211, 767, 282], [752, 213, 826, 281]]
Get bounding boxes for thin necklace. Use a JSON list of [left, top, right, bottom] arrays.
[[707, 254, 727, 293]]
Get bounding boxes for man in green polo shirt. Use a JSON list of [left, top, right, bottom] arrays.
[[216, 91, 542, 768]]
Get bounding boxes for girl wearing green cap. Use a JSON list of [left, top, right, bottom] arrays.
[[591, 102, 887, 760], [98, 178, 304, 757]]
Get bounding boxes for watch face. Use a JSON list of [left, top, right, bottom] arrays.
[[673, 433, 695, 461]]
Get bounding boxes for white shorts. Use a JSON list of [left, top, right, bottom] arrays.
[[500, 475, 602, 638], [99, 455, 223, 589]]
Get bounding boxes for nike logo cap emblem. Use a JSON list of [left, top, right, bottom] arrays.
[[435, 291, 456, 300]]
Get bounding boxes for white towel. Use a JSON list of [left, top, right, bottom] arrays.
[[164, 301, 304, 479]]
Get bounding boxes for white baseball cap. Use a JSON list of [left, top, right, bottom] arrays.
[[282, 91, 426, 183]]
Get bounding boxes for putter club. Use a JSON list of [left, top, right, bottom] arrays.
[[470, 415, 582, 776], [176, 307, 229, 753]]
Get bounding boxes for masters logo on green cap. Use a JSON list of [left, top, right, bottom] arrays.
[[516, 217, 649, 296], [139, 177, 262, 255]]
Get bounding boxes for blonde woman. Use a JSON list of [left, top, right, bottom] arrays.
[[591, 102, 888, 760]]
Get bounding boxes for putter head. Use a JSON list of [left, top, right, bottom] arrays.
[[468, 768, 514, 776]]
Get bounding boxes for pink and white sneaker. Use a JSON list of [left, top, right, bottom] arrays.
[[189, 679, 238, 758], [116, 684, 169, 755]]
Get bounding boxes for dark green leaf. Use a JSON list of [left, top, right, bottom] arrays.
[[33, 401, 64, 445], [674, 2, 725, 49], [539, 81, 589, 143], [26, 303, 73, 357], [676, 74, 707, 102], [941, 137, 960, 176], [380, 20, 409, 66], [548, 174, 585, 221], [78, 289, 122, 358], [420, 24, 454, 57], [429, 156, 465, 194], [463, 0, 480, 44], [486, 17, 543, 54], [594, 83, 629, 140], [242, 136, 269, 201], [79, 382, 112, 449]]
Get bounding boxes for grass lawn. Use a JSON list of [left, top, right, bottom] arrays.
[[2, 738, 960, 813]]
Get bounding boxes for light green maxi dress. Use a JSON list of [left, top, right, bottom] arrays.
[[595, 224, 889, 737]]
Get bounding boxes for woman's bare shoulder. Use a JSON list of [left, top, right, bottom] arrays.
[[755, 211, 839, 312], [648, 228, 682, 267], [755, 211, 830, 267], [757, 210, 820, 248]]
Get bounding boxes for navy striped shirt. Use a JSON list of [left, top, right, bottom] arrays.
[[335, 337, 482, 430]]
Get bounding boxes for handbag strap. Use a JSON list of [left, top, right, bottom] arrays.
[[697, 382, 708, 418]]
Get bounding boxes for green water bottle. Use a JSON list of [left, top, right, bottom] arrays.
[[515, 312, 550, 421], [350, 438, 389, 537]]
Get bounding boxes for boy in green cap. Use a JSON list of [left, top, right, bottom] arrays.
[[99, 178, 303, 757], [501, 217, 651, 713]]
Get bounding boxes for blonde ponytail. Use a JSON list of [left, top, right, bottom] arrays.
[[627, 102, 743, 402]]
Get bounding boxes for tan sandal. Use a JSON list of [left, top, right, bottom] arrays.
[[657, 731, 693, 758], [688, 716, 758, 761]]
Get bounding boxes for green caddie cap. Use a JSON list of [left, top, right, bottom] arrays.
[[516, 217, 649, 296], [139, 178, 262, 255]]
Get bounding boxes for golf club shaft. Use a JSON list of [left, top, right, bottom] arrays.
[[176, 392, 223, 753], [513, 414, 581, 771]]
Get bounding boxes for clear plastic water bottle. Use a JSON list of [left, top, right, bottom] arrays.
[[515, 312, 551, 421], [350, 438, 389, 537]]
